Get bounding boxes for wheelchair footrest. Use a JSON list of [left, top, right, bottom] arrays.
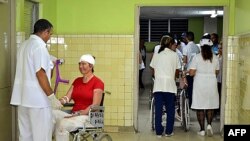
[[70, 127, 83, 134]]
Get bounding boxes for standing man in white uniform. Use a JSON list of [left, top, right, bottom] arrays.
[[10, 19, 62, 141], [182, 31, 200, 108]]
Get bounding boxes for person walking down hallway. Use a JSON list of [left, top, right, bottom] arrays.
[[182, 31, 200, 108], [211, 33, 219, 55], [10, 19, 62, 141], [139, 38, 146, 89], [216, 41, 223, 118], [150, 35, 181, 137], [188, 35, 220, 137]]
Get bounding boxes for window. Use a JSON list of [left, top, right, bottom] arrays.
[[151, 19, 168, 42], [140, 19, 188, 42], [24, 0, 39, 39]]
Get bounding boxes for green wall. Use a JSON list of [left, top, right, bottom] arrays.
[[56, 0, 135, 34], [235, 0, 250, 34], [38, 0, 230, 34], [188, 17, 204, 43], [40, 0, 57, 33], [16, 0, 24, 32]]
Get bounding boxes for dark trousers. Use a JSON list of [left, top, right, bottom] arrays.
[[186, 75, 194, 108], [154, 92, 175, 135], [139, 69, 144, 88], [216, 82, 222, 114]]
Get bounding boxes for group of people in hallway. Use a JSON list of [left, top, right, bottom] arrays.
[[148, 31, 223, 137], [10, 19, 104, 141]]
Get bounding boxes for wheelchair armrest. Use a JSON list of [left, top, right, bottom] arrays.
[[90, 105, 104, 111], [63, 103, 74, 107]]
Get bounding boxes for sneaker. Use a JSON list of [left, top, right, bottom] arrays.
[[156, 135, 162, 138], [165, 133, 174, 137], [197, 130, 205, 136], [207, 124, 213, 137]]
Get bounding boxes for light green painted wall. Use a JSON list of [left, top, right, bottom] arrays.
[[188, 17, 204, 43], [16, 0, 24, 32], [38, 0, 230, 34], [55, 0, 134, 34], [235, 0, 250, 34], [40, 0, 57, 33]]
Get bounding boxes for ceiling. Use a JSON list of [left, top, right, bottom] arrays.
[[140, 6, 224, 19]]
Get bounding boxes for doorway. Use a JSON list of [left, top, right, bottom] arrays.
[[135, 5, 228, 134]]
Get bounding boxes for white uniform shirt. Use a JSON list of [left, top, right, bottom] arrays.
[[153, 45, 160, 54], [176, 48, 183, 67], [11, 35, 52, 108], [183, 41, 200, 70], [150, 48, 181, 94], [180, 42, 186, 53]]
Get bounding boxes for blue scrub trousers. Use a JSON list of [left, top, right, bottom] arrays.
[[154, 92, 175, 135]]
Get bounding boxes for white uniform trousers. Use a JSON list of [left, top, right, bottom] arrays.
[[52, 110, 88, 141], [18, 106, 53, 141]]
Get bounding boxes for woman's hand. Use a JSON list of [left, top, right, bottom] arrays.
[[59, 96, 70, 105], [64, 111, 81, 118]]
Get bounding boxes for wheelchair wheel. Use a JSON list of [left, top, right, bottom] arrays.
[[181, 89, 190, 132], [181, 90, 187, 131], [184, 98, 190, 131], [150, 97, 155, 131], [94, 133, 112, 141], [149, 91, 153, 109], [180, 90, 189, 132]]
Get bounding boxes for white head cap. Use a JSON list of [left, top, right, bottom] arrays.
[[79, 54, 95, 65], [200, 38, 213, 46]]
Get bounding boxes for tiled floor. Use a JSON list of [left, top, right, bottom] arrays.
[[108, 87, 223, 141]]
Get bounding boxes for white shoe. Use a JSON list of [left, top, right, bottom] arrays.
[[156, 135, 162, 138], [165, 132, 174, 137], [197, 130, 205, 136], [207, 124, 213, 137]]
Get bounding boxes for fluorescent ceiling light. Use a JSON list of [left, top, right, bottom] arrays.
[[200, 10, 223, 15], [210, 10, 218, 18]]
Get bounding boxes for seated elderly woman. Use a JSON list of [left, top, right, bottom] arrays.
[[53, 54, 104, 141]]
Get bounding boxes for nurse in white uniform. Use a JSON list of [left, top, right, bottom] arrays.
[[188, 37, 219, 137]]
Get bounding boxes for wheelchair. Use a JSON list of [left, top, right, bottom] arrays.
[[53, 58, 112, 141], [63, 91, 112, 141]]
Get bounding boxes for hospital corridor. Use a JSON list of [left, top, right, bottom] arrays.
[[104, 53, 223, 141]]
